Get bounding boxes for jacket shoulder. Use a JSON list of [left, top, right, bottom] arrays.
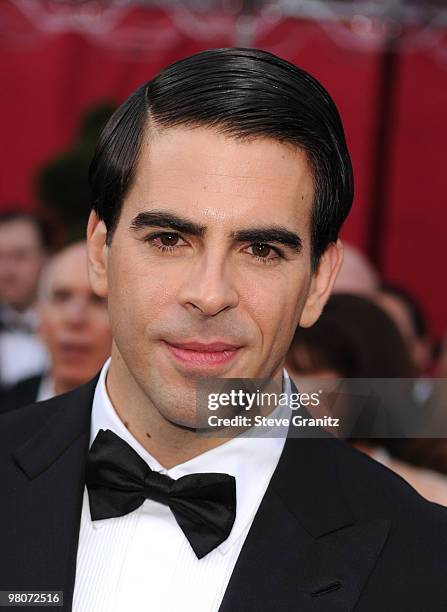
[[0, 376, 98, 452], [0, 394, 63, 446], [335, 438, 447, 539], [333, 441, 447, 606]]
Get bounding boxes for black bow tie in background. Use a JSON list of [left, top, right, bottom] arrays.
[[86, 429, 237, 559]]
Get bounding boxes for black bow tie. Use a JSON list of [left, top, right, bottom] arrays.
[[86, 429, 237, 559]]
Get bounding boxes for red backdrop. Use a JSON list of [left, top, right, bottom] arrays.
[[1, 4, 445, 337]]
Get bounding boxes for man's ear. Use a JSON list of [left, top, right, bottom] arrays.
[[299, 240, 343, 328], [86, 210, 109, 298]]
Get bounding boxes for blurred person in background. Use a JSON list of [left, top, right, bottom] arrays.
[[2, 48, 447, 611], [374, 284, 438, 470], [288, 293, 415, 379], [436, 332, 447, 378], [332, 242, 380, 296], [0, 241, 112, 413], [375, 283, 433, 376], [287, 293, 447, 505], [0, 209, 49, 386]]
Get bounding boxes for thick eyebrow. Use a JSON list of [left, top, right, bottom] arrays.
[[130, 211, 302, 253], [130, 210, 206, 237], [232, 227, 303, 253]]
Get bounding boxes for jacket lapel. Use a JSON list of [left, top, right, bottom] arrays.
[[8, 376, 390, 611], [10, 377, 98, 611], [219, 401, 390, 611]]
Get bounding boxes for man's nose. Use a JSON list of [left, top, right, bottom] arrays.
[[178, 252, 239, 317], [63, 297, 89, 327]]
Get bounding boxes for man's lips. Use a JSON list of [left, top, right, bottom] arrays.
[[57, 341, 92, 359], [163, 340, 241, 367]]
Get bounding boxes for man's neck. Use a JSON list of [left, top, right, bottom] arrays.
[[54, 378, 75, 397], [105, 350, 285, 469], [106, 356, 234, 469]]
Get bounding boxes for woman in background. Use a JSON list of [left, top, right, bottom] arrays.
[[287, 293, 447, 505]]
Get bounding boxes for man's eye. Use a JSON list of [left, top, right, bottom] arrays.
[[90, 294, 107, 307], [252, 243, 272, 258], [159, 233, 181, 247], [248, 243, 281, 263], [145, 232, 187, 251], [51, 290, 71, 303]]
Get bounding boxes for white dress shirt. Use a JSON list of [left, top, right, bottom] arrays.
[[0, 334, 49, 387], [72, 359, 291, 612], [36, 375, 55, 402], [0, 305, 49, 386]]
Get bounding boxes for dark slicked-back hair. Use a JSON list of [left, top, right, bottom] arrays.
[[89, 47, 354, 269]]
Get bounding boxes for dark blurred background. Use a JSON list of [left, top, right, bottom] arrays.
[[1, 0, 446, 339]]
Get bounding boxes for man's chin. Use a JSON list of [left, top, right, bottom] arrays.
[[163, 414, 199, 432], [152, 397, 201, 431]]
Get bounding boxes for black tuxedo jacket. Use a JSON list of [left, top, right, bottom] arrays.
[[1, 375, 447, 611]]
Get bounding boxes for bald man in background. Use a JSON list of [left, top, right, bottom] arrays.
[[332, 243, 379, 296], [0, 242, 112, 413]]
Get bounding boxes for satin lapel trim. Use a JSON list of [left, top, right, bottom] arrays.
[[219, 385, 391, 611], [302, 517, 390, 611], [13, 375, 98, 479], [219, 487, 390, 612], [9, 377, 98, 611]]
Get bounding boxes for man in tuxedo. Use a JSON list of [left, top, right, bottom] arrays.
[[0, 242, 112, 413], [1, 48, 447, 611], [0, 210, 49, 386]]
